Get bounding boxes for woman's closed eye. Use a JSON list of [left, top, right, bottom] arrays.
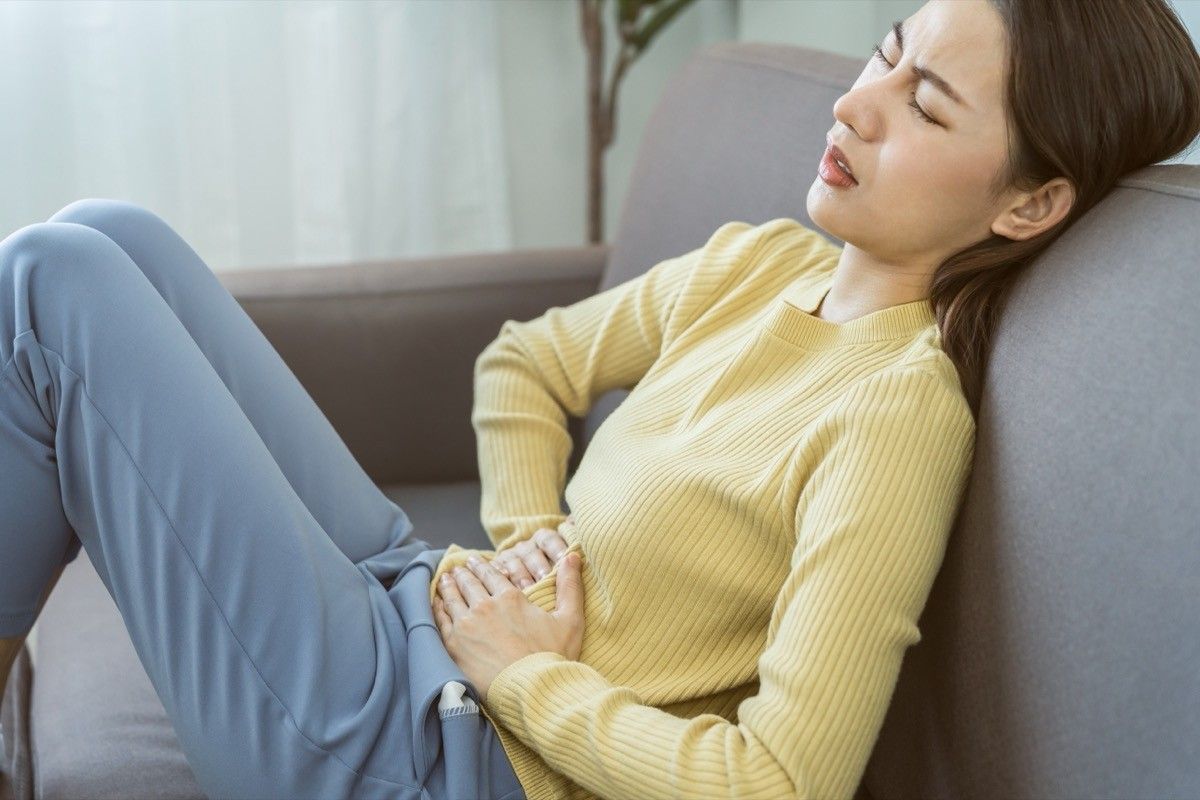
[[869, 43, 942, 126]]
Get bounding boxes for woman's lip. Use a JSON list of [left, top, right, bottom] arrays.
[[825, 137, 854, 178], [819, 144, 859, 187]]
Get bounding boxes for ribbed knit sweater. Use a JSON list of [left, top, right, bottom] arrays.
[[427, 218, 978, 800]]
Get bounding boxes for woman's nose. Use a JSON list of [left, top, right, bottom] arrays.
[[833, 70, 889, 142]]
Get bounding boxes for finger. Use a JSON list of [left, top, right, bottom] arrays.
[[450, 565, 490, 606], [522, 548, 555, 582], [495, 555, 537, 590], [493, 553, 522, 579], [532, 528, 570, 563], [431, 595, 451, 635], [438, 573, 470, 620], [552, 552, 584, 619], [525, 529, 564, 578], [466, 556, 517, 597]]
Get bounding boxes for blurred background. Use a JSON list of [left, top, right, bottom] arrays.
[[1, 0, 1198, 272]]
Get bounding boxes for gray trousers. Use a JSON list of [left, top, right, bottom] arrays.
[[0, 199, 525, 800]]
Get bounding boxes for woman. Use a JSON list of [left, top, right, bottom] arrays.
[[2, 1, 1198, 798]]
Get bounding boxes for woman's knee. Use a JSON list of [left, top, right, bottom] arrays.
[[0, 222, 142, 314], [46, 199, 200, 291], [48, 197, 159, 233]]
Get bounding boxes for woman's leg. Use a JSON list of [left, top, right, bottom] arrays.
[[0, 219, 439, 798], [44, 198, 419, 568]]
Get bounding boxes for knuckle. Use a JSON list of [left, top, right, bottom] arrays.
[[482, 599, 501, 617]]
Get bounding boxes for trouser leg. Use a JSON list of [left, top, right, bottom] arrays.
[[0, 219, 431, 798], [44, 198, 420, 567]]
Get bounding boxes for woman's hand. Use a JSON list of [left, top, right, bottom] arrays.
[[432, 550, 585, 703], [492, 522, 572, 589]]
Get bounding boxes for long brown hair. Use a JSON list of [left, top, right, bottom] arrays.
[[931, 0, 1200, 420]]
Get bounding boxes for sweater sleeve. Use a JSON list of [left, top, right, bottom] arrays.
[[471, 222, 755, 551], [481, 367, 977, 800]]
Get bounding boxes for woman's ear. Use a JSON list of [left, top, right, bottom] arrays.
[[991, 178, 1076, 241]]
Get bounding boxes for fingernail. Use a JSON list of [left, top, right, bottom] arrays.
[[467, 556, 482, 566]]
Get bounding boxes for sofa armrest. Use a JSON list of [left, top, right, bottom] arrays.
[[215, 245, 608, 486]]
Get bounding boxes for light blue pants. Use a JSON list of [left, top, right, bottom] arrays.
[[0, 199, 526, 800]]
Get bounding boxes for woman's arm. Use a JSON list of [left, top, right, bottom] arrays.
[[471, 224, 757, 552], [482, 368, 977, 800]]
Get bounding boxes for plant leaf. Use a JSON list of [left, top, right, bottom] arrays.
[[630, 0, 696, 49]]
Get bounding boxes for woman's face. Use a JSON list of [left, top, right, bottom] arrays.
[[806, 0, 1014, 267]]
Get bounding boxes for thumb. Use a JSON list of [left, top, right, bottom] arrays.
[[553, 553, 583, 619]]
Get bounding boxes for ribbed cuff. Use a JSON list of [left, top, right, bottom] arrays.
[[485, 650, 621, 737], [485, 651, 569, 709]]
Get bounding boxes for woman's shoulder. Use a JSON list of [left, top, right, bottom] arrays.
[[706, 216, 839, 256], [896, 330, 971, 410], [698, 217, 841, 291], [852, 357, 976, 437]]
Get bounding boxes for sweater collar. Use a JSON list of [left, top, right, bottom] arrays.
[[766, 265, 938, 349]]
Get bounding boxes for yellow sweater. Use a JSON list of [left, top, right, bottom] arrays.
[[427, 218, 977, 800]]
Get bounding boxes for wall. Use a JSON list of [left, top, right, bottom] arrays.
[[496, 0, 737, 249], [737, 0, 922, 58]]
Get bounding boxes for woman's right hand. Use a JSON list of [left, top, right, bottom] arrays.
[[493, 518, 573, 589]]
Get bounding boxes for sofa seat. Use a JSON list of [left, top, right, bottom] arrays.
[[0, 480, 493, 800], [379, 479, 491, 552]]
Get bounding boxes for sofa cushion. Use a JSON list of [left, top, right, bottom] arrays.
[[380, 479, 491, 551], [23, 548, 205, 800]]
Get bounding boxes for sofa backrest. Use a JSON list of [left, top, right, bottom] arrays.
[[589, 41, 1200, 799]]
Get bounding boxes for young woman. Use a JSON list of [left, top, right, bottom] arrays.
[[2, 1, 1198, 798]]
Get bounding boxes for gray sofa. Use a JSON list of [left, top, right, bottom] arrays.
[[3, 39, 1198, 800]]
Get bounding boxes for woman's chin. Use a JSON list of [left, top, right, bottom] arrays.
[[805, 192, 842, 234]]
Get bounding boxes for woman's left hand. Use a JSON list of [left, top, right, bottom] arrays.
[[432, 552, 585, 703]]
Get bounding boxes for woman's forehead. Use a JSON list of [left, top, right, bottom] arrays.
[[904, 0, 1007, 117]]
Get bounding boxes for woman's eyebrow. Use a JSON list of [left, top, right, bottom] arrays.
[[892, 19, 972, 111]]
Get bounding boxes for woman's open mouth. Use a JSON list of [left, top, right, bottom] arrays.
[[818, 144, 858, 188]]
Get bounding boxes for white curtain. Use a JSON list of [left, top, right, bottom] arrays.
[[0, 0, 513, 271]]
